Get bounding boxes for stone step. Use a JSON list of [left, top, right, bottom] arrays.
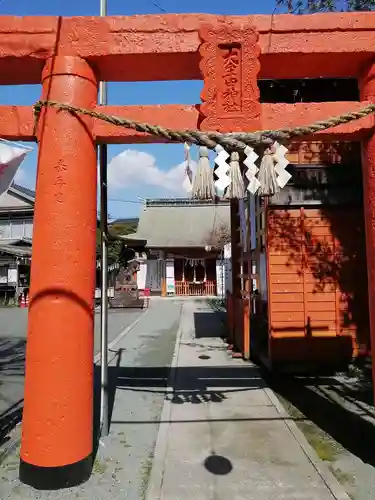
[[110, 293, 144, 309]]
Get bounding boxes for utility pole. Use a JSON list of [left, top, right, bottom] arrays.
[[99, 0, 109, 437]]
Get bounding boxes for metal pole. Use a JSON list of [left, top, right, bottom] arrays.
[[99, 0, 109, 437], [221, 248, 224, 303]]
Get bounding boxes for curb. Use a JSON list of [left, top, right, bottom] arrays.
[[93, 307, 149, 364], [264, 387, 352, 500], [145, 304, 184, 500]]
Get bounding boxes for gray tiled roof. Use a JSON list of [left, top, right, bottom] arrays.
[[11, 183, 35, 200], [110, 217, 139, 225], [127, 199, 230, 248], [2, 238, 32, 246], [0, 243, 32, 257]]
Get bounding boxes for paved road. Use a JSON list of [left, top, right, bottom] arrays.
[[0, 299, 182, 500], [0, 306, 144, 441]]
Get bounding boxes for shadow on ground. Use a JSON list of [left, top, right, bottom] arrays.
[[0, 338, 25, 448], [263, 362, 375, 467], [92, 307, 292, 452], [206, 299, 375, 471], [94, 363, 272, 430], [92, 304, 265, 437], [194, 311, 227, 339]]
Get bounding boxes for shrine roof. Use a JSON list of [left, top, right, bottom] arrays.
[[127, 198, 230, 248], [0, 242, 32, 257], [11, 183, 35, 201]]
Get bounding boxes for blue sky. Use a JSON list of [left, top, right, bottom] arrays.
[[0, 0, 287, 219]]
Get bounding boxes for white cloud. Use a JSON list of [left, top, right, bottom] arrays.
[[107, 149, 196, 196], [14, 167, 27, 184]]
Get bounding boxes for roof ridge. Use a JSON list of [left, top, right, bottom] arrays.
[[11, 182, 36, 199], [145, 198, 230, 207]]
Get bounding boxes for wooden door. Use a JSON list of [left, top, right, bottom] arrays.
[[145, 259, 163, 292], [267, 206, 369, 356]]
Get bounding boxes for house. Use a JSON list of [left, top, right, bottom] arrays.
[[0, 183, 34, 304], [127, 198, 231, 297]]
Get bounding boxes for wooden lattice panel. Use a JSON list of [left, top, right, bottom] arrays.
[[268, 206, 369, 352]]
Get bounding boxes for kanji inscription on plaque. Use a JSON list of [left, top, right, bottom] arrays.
[[220, 43, 241, 113], [199, 22, 261, 132]]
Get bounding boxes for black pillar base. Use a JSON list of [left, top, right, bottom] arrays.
[[19, 455, 92, 490]]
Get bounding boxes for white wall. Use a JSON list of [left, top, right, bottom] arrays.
[[216, 259, 225, 297], [137, 261, 147, 290]]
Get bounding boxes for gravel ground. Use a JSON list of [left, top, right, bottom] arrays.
[[267, 365, 375, 500], [0, 299, 181, 499]]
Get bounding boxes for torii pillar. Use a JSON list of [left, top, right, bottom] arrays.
[[360, 61, 375, 401], [199, 22, 261, 356], [19, 56, 98, 489]]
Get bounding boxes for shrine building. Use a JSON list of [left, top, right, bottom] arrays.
[[128, 198, 230, 297]]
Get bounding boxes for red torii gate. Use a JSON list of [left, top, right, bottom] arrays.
[[1, 12, 375, 489]]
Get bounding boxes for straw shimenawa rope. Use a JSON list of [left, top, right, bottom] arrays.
[[225, 151, 245, 200], [33, 100, 375, 150], [257, 146, 279, 197]]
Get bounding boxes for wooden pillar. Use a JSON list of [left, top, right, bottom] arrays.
[[161, 252, 167, 297], [243, 298, 250, 360], [360, 61, 375, 404], [20, 56, 98, 489], [230, 199, 241, 348]]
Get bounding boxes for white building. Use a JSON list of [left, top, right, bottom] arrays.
[[0, 183, 34, 303]]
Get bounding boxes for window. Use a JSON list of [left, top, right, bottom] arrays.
[[0, 218, 34, 239], [0, 266, 7, 284], [0, 218, 11, 239], [24, 220, 33, 239], [11, 219, 24, 239]]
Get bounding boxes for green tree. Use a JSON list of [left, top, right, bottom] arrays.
[[96, 219, 139, 265], [277, 0, 375, 12]]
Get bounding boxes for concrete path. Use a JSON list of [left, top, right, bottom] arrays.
[[0, 299, 352, 500], [146, 300, 350, 500]]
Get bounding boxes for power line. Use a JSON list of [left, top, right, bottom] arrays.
[[148, 0, 166, 13]]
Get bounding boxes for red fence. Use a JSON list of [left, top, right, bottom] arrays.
[[175, 280, 217, 296]]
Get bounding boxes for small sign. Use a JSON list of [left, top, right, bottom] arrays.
[[8, 268, 17, 284], [165, 259, 175, 295]]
